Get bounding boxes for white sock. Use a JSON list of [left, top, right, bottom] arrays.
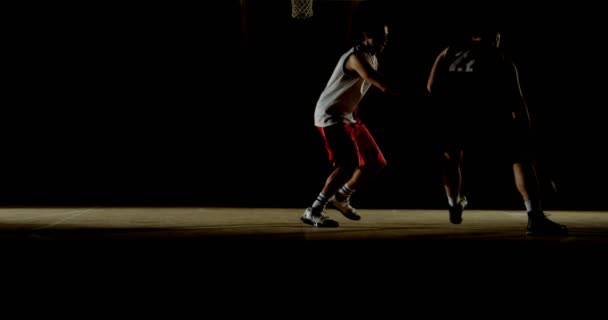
[[337, 184, 355, 200], [312, 193, 329, 211], [447, 196, 455, 207], [524, 199, 541, 212], [448, 195, 466, 207]]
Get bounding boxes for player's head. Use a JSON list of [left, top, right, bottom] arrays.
[[470, 31, 501, 48], [362, 23, 388, 54], [352, 8, 389, 54]]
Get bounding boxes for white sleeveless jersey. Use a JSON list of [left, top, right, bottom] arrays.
[[314, 47, 378, 127]]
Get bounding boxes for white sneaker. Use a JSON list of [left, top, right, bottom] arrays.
[[301, 207, 339, 227], [329, 195, 361, 221]]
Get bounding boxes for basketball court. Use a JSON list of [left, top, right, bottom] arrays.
[[2, 3, 605, 305], [4, 207, 603, 312], [2, 207, 605, 242], [4, 2, 605, 285], [3, 205, 606, 279]]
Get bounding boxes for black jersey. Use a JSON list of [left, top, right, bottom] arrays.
[[432, 43, 521, 121]]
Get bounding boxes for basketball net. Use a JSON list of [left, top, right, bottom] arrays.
[[291, 0, 313, 19]]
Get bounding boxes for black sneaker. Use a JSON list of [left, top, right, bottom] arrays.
[[448, 197, 467, 224], [301, 207, 339, 228], [527, 211, 568, 235]]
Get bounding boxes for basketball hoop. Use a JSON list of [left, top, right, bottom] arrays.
[[291, 0, 313, 19]]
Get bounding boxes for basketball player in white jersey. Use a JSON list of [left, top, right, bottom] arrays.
[[302, 19, 399, 227]]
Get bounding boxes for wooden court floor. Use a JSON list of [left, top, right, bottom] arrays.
[[2, 207, 606, 291], [1, 207, 606, 243]]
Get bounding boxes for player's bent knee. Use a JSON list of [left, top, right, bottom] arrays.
[[334, 159, 359, 172], [362, 159, 386, 173]]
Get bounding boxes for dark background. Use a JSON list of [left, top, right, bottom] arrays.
[[4, 1, 606, 210]]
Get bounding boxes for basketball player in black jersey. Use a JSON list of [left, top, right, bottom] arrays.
[[426, 31, 567, 235]]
